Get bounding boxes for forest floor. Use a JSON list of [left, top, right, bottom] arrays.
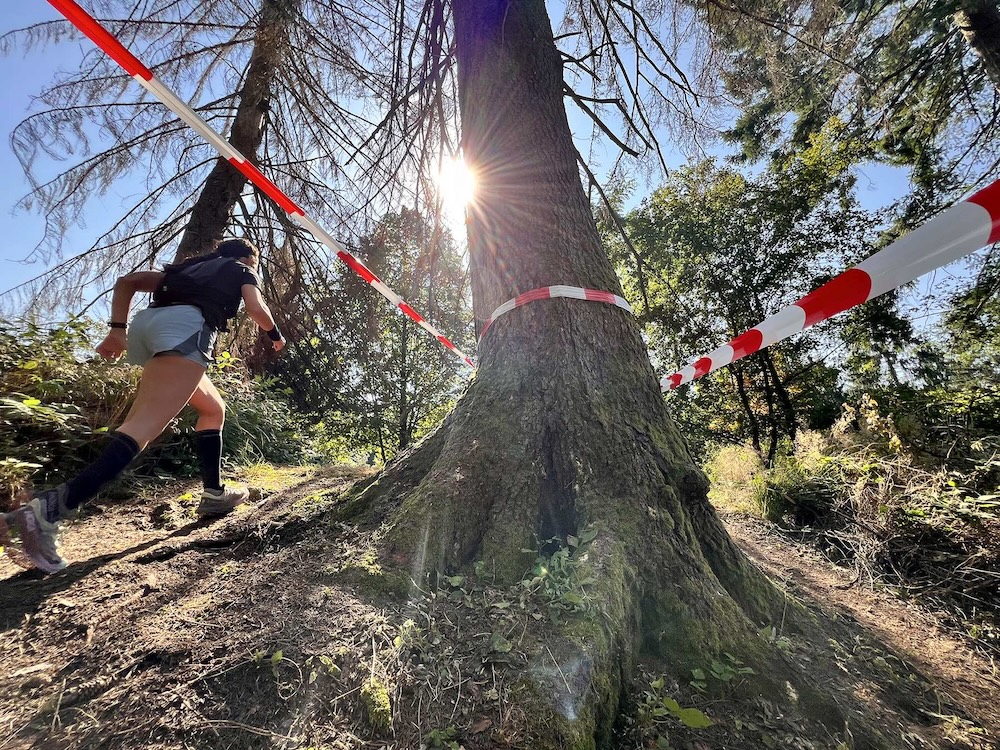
[[0, 464, 997, 749]]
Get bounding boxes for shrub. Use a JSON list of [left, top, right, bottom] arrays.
[[0, 318, 324, 509], [714, 397, 998, 648]]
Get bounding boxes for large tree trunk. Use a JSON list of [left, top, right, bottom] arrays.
[[173, 0, 296, 261], [955, 0, 1000, 92], [347, 0, 888, 745]]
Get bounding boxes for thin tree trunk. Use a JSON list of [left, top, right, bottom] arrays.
[[376, 412, 387, 465], [398, 319, 411, 449], [761, 348, 797, 442], [173, 0, 297, 261], [883, 350, 903, 387], [760, 359, 781, 467], [732, 362, 762, 456]]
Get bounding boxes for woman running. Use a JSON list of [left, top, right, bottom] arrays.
[[1, 238, 285, 574]]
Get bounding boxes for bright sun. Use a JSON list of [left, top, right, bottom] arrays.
[[436, 156, 477, 217]]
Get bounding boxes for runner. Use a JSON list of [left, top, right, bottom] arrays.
[[0, 238, 285, 574]]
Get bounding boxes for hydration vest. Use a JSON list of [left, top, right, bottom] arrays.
[[151, 256, 244, 331]]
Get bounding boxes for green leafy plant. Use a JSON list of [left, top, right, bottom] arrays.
[[759, 625, 793, 653], [0, 317, 327, 505], [519, 525, 598, 621], [638, 675, 714, 747], [305, 654, 342, 684], [690, 653, 755, 693], [424, 725, 461, 749]]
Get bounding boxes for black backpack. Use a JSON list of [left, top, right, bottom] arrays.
[[152, 256, 240, 331]]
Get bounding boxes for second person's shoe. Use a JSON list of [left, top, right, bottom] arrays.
[[0, 486, 70, 574]]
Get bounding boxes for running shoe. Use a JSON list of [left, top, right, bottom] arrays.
[[196, 485, 250, 518], [0, 487, 69, 574]]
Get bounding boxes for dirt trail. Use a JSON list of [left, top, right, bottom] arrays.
[[1, 475, 997, 748], [721, 512, 1000, 741]]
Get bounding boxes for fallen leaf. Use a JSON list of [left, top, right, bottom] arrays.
[[470, 717, 492, 734], [11, 663, 53, 678]]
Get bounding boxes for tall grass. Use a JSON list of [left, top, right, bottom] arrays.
[[706, 396, 999, 651]]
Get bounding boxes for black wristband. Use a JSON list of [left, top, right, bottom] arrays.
[[109, 322, 127, 330], [266, 325, 283, 342]]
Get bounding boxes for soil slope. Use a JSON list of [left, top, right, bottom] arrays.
[[1, 468, 997, 749]]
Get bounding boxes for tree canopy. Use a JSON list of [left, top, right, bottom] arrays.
[[688, 0, 1000, 217]]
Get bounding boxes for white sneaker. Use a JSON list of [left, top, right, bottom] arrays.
[[196, 485, 250, 518], [0, 489, 69, 574]]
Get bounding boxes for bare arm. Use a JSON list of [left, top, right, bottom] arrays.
[[96, 271, 164, 360], [241, 284, 285, 351], [110, 271, 164, 324]]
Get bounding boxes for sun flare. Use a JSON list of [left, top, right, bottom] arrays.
[[436, 156, 477, 215]]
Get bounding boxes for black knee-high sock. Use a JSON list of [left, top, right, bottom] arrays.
[[64, 431, 141, 510], [195, 429, 223, 491]]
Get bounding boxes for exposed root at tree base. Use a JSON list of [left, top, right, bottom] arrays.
[[0, 464, 995, 749]]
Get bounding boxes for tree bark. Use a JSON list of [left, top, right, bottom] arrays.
[[955, 0, 1000, 93], [732, 362, 763, 456], [173, 0, 296, 261], [398, 319, 411, 449], [761, 348, 797, 442], [344, 0, 890, 744]]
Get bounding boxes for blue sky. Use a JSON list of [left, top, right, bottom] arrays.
[[0, 4, 149, 305], [0, 4, 73, 297]]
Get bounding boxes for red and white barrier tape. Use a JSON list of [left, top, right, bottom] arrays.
[[480, 285, 633, 339], [662, 180, 1000, 391], [50, 0, 1000, 385], [47, 0, 476, 371]]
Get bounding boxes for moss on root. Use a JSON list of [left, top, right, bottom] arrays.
[[360, 677, 392, 733]]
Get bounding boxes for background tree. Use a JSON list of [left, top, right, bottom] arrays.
[[688, 1, 1000, 185], [613, 150, 879, 463], [2, 0, 460, 327], [274, 208, 472, 462]]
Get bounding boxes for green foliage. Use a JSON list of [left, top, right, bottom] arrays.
[[272, 209, 472, 464], [519, 526, 599, 622], [689, 653, 755, 694], [710, 395, 999, 649], [611, 158, 871, 459], [705, 444, 763, 514], [747, 432, 840, 526], [758, 625, 793, 653], [637, 675, 714, 748], [423, 725, 460, 749], [0, 318, 137, 507], [698, 0, 998, 204], [199, 361, 316, 468], [0, 317, 322, 508], [305, 653, 342, 684]]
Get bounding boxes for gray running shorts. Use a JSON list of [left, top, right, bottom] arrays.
[[126, 305, 216, 368]]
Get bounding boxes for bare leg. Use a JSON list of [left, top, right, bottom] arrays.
[[187, 374, 226, 430], [118, 355, 207, 449]]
